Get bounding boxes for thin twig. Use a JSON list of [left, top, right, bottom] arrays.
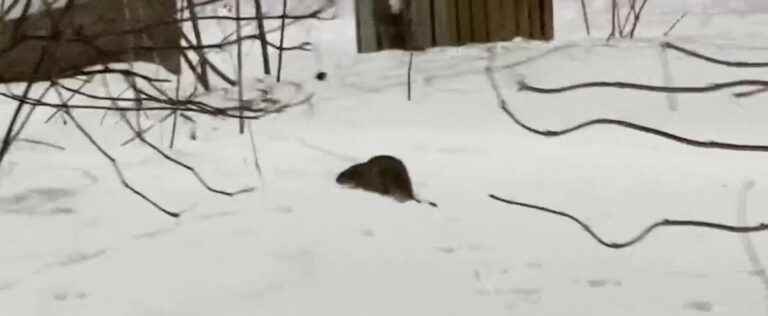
[[579, 0, 591, 36], [485, 64, 768, 153], [407, 51, 414, 101], [662, 41, 768, 68], [254, 0, 272, 75], [236, 0, 245, 134], [170, 74, 181, 149], [246, 120, 263, 182], [617, 0, 635, 37], [628, 0, 649, 38], [120, 111, 175, 146], [734, 87, 768, 98], [276, 0, 288, 82], [99, 73, 256, 198], [662, 12, 687, 37], [12, 137, 66, 151], [518, 79, 768, 94], [607, 0, 617, 41], [64, 109, 180, 218], [489, 194, 768, 249], [0, 45, 45, 169], [186, 0, 211, 91], [9, 82, 55, 142], [116, 109, 256, 197]]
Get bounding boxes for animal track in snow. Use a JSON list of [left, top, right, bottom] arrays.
[[0, 187, 78, 216], [586, 278, 622, 288], [684, 300, 714, 313]]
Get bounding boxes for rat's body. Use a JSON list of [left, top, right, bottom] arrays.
[[336, 155, 437, 207]]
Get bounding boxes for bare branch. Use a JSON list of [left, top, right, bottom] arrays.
[[662, 12, 687, 37], [579, 0, 591, 36], [254, 0, 272, 75], [0, 45, 45, 168], [276, 0, 288, 82], [485, 60, 768, 153], [489, 194, 768, 249], [628, 0, 649, 38], [662, 41, 768, 68], [518, 78, 768, 94], [64, 109, 180, 218], [14, 137, 66, 150], [407, 52, 414, 101]]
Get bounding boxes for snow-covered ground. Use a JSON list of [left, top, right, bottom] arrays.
[[2, 1, 768, 315]]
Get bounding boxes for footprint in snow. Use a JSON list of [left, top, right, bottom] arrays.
[[586, 278, 622, 288], [360, 228, 375, 237], [58, 250, 108, 267], [51, 290, 88, 302], [525, 262, 543, 270], [272, 205, 294, 214], [684, 300, 714, 313], [0, 187, 78, 216]]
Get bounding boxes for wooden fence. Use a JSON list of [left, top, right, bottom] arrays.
[[356, 0, 554, 53]]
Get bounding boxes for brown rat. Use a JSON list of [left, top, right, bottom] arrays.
[[336, 155, 437, 207]]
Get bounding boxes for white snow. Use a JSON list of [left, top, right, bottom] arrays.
[[2, 1, 768, 315]]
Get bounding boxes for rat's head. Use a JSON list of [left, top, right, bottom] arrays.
[[336, 164, 364, 186]]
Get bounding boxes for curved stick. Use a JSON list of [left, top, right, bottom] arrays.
[[484, 68, 768, 152], [64, 110, 180, 218], [518, 79, 768, 94], [499, 103, 768, 152], [662, 42, 768, 68], [489, 194, 768, 249]]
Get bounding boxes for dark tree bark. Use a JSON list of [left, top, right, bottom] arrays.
[[0, 0, 182, 83]]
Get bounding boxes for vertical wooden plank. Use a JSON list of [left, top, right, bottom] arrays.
[[486, 0, 504, 41], [456, 0, 472, 44], [355, 0, 378, 52], [529, 0, 542, 39], [470, 0, 487, 42], [515, 0, 530, 38], [499, 0, 517, 40], [408, 0, 433, 50], [433, 0, 458, 46], [541, 0, 554, 40], [373, 0, 405, 50]]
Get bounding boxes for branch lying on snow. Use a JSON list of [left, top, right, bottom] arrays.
[[14, 138, 66, 151], [0, 90, 314, 120], [662, 42, 768, 68], [117, 112, 256, 197], [95, 73, 255, 199], [734, 87, 768, 98], [0, 136, 67, 151], [514, 42, 768, 97], [489, 194, 768, 249], [518, 79, 768, 94], [63, 109, 180, 218], [485, 67, 768, 152]]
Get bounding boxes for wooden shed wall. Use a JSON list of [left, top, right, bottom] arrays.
[[356, 0, 554, 53]]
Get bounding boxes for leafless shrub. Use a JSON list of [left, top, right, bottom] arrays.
[[0, 0, 332, 217]]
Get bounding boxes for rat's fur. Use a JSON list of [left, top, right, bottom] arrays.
[[336, 155, 437, 207]]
